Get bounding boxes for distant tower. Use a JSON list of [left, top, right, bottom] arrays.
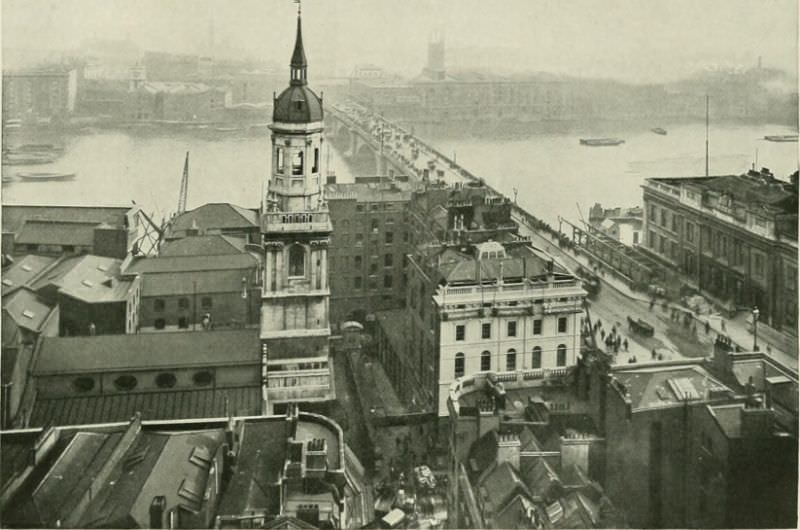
[[260, 5, 334, 410], [129, 63, 146, 91], [424, 30, 446, 80]]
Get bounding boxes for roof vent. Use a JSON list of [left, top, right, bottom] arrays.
[[22, 310, 35, 319], [21, 265, 32, 272], [82, 279, 94, 287], [97, 265, 107, 272], [2, 279, 13, 287]]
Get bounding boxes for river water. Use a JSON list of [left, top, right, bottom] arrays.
[[2, 122, 797, 227]]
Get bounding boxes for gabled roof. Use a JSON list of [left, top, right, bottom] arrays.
[[1, 254, 57, 295], [31, 254, 134, 303], [16, 220, 98, 247], [158, 234, 247, 257], [477, 461, 531, 517], [493, 493, 538, 530], [467, 430, 499, 476], [34, 328, 260, 375], [2, 204, 132, 234], [166, 203, 258, 237], [2, 287, 55, 334], [126, 252, 257, 274], [520, 457, 562, 502], [265, 515, 318, 529]]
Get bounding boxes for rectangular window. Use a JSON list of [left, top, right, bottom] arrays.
[[649, 204, 657, 221], [355, 255, 362, 268], [384, 274, 393, 288], [384, 253, 393, 267], [686, 222, 695, 243], [482, 323, 491, 339], [660, 210, 668, 227], [532, 349, 542, 369], [178, 298, 189, 310], [558, 317, 567, 333], [649, 230, 656, 249], [659, 235, 666, 254], [671, 214, 679, 233], [201, 297, 213, 309], [292, 150, 303, 175], [356, 205, 364, 212], [557, 348, 567, 366], [277, 147, 284, 172], [370, 263, 378, 274], [354, 276, 362, 289], [456, 325, 465, 341], [754, 253, 764, 277], [533, 319, 542, 335], [355, 233, 364, 245], [506, 352, 517, 371], [507, 321, 517, 337], [154, 299, 165, 312], [312, 147, 319, 173], [385, 232, 394, 244]]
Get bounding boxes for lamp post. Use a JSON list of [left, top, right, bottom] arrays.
[[752, 306, 760, 351]]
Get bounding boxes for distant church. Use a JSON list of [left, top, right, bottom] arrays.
[[259, 7, 334, 410]]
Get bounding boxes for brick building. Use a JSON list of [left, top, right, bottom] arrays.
[[325, 177, 415, 325], [1, 68, 78, 123], [641, 168, 797, 333]]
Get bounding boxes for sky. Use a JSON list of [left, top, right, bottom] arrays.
[[3, 0, 798, 82]]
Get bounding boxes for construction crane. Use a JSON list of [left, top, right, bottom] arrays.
[[177, 151, 189, 215]]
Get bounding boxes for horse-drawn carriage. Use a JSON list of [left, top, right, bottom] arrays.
[[627, 316, 655, 337]]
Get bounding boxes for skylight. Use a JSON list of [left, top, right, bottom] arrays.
[[82, 279, 94, 287], [2, 279, 13, 286], [21, 265, 32, 272], [22, 310, 35, 319]]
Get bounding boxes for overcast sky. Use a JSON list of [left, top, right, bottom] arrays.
[[3, 0, 798, 82]]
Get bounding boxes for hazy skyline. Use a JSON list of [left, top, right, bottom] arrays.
[[3, 0, 798, 82]]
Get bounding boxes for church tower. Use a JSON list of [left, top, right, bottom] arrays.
[[260, 6, 333, 409]]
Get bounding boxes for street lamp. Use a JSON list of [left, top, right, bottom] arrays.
[[752, 306, 760, 351]]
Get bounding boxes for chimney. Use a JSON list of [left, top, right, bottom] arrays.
[[305, 438, 328, 479], [740, 399, 773, 438], [297, 504, 320, 527], [496, 433, 521, 470], [149, 496, 167, 529], [477, 399, 500, 439]]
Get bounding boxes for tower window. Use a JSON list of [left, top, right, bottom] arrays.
[[292, 151, 303, 175], [277, 147, 284, 172], [289, 244, 305, 277], [312, 147, 319, 173]]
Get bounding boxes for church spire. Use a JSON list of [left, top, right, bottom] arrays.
[[290, 2, 308, 86]]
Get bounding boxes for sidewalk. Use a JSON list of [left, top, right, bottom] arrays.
[[513, 212, 796, 370]]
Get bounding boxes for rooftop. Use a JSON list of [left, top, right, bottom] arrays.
[[611, 362, 731, 411], [1, 254, 57, 296], [125, 252, 257, 275], [29, 385, 262, 427], [16, 220, 98, 247], [31, 254, 135, 304], [140, 268, 254, 297], [158, 234, 248, 257], [325, 181, 414, 203], [165, 203, 258, 238], [2, 287, 55, 335], [34, 328, 260, 375], [2, 204, 132, 234]]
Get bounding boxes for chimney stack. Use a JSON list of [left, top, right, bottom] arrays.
[[740, 399, 773, 438], [496, 433, 521, 470], [149, 496, 167, 529]]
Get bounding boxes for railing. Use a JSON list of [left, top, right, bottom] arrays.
[[543, 301, 583, 314], [261, 211, 331, 232]]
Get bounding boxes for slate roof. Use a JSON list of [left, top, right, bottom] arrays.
[[29, 385, 262, 427], [126, 252, 257, 274], [34, 328, 260, 375], [2, 287, 55, 334], [158, 234, 247, 257], [520, 457, 563, 502], [16, 220, 98, 247], [217, 418, 288, 516], [30, 254, 134, 303], [2, 204, 131, 234], [166, 203, 258, 238], [1, 254, 57, 295], [493, 493, 538, 529], [476, 461, 531, 517]]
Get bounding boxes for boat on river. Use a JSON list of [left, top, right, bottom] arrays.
[[651, 127, 667, 135], [13, 143, 64, 153], [763, 134, 798, 143], [579, 138, 625, 146], [16, 171, 76, 182], [2, 153, 55, 165]]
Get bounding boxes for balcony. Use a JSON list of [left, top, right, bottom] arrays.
[[543, 300, 584, 314], [261, 211, 332, 234]]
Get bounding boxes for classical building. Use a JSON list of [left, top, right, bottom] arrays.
[[259, 10, 334, 408], [641, 168, 798, 333]]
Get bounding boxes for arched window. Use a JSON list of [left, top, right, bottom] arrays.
[[276, 147, 284, 172], [532, 347, 542, 369], [480, 350, 491, 371], [506, 349, 517, 371], [289, 244, 305, 277], [557, 344, 567, 367], [454, 352, 465, 379], [292, 151, 304, 175]]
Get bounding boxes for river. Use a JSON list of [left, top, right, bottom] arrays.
[[2, 122, 797, 227]]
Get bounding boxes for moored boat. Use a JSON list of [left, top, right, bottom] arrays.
[[579, 138, 625, 146], [2, 153, 55, 165], [14, 143, 64, 152], [651, 127, 667, 135], [763, 134, 798, 142], [16, 171, 76, 181]]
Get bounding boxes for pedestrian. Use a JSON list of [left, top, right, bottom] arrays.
[[705, 320, 710, 334], [623, 338, 629, 351], [601, 329, 605, 340], [767, 344, 772, 354], [611, 325, 616, 336], [658, 353, 664, 361], [651, 348, 657, 360], [721, 319, 726, 331], [649, 299, 655, 311]]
